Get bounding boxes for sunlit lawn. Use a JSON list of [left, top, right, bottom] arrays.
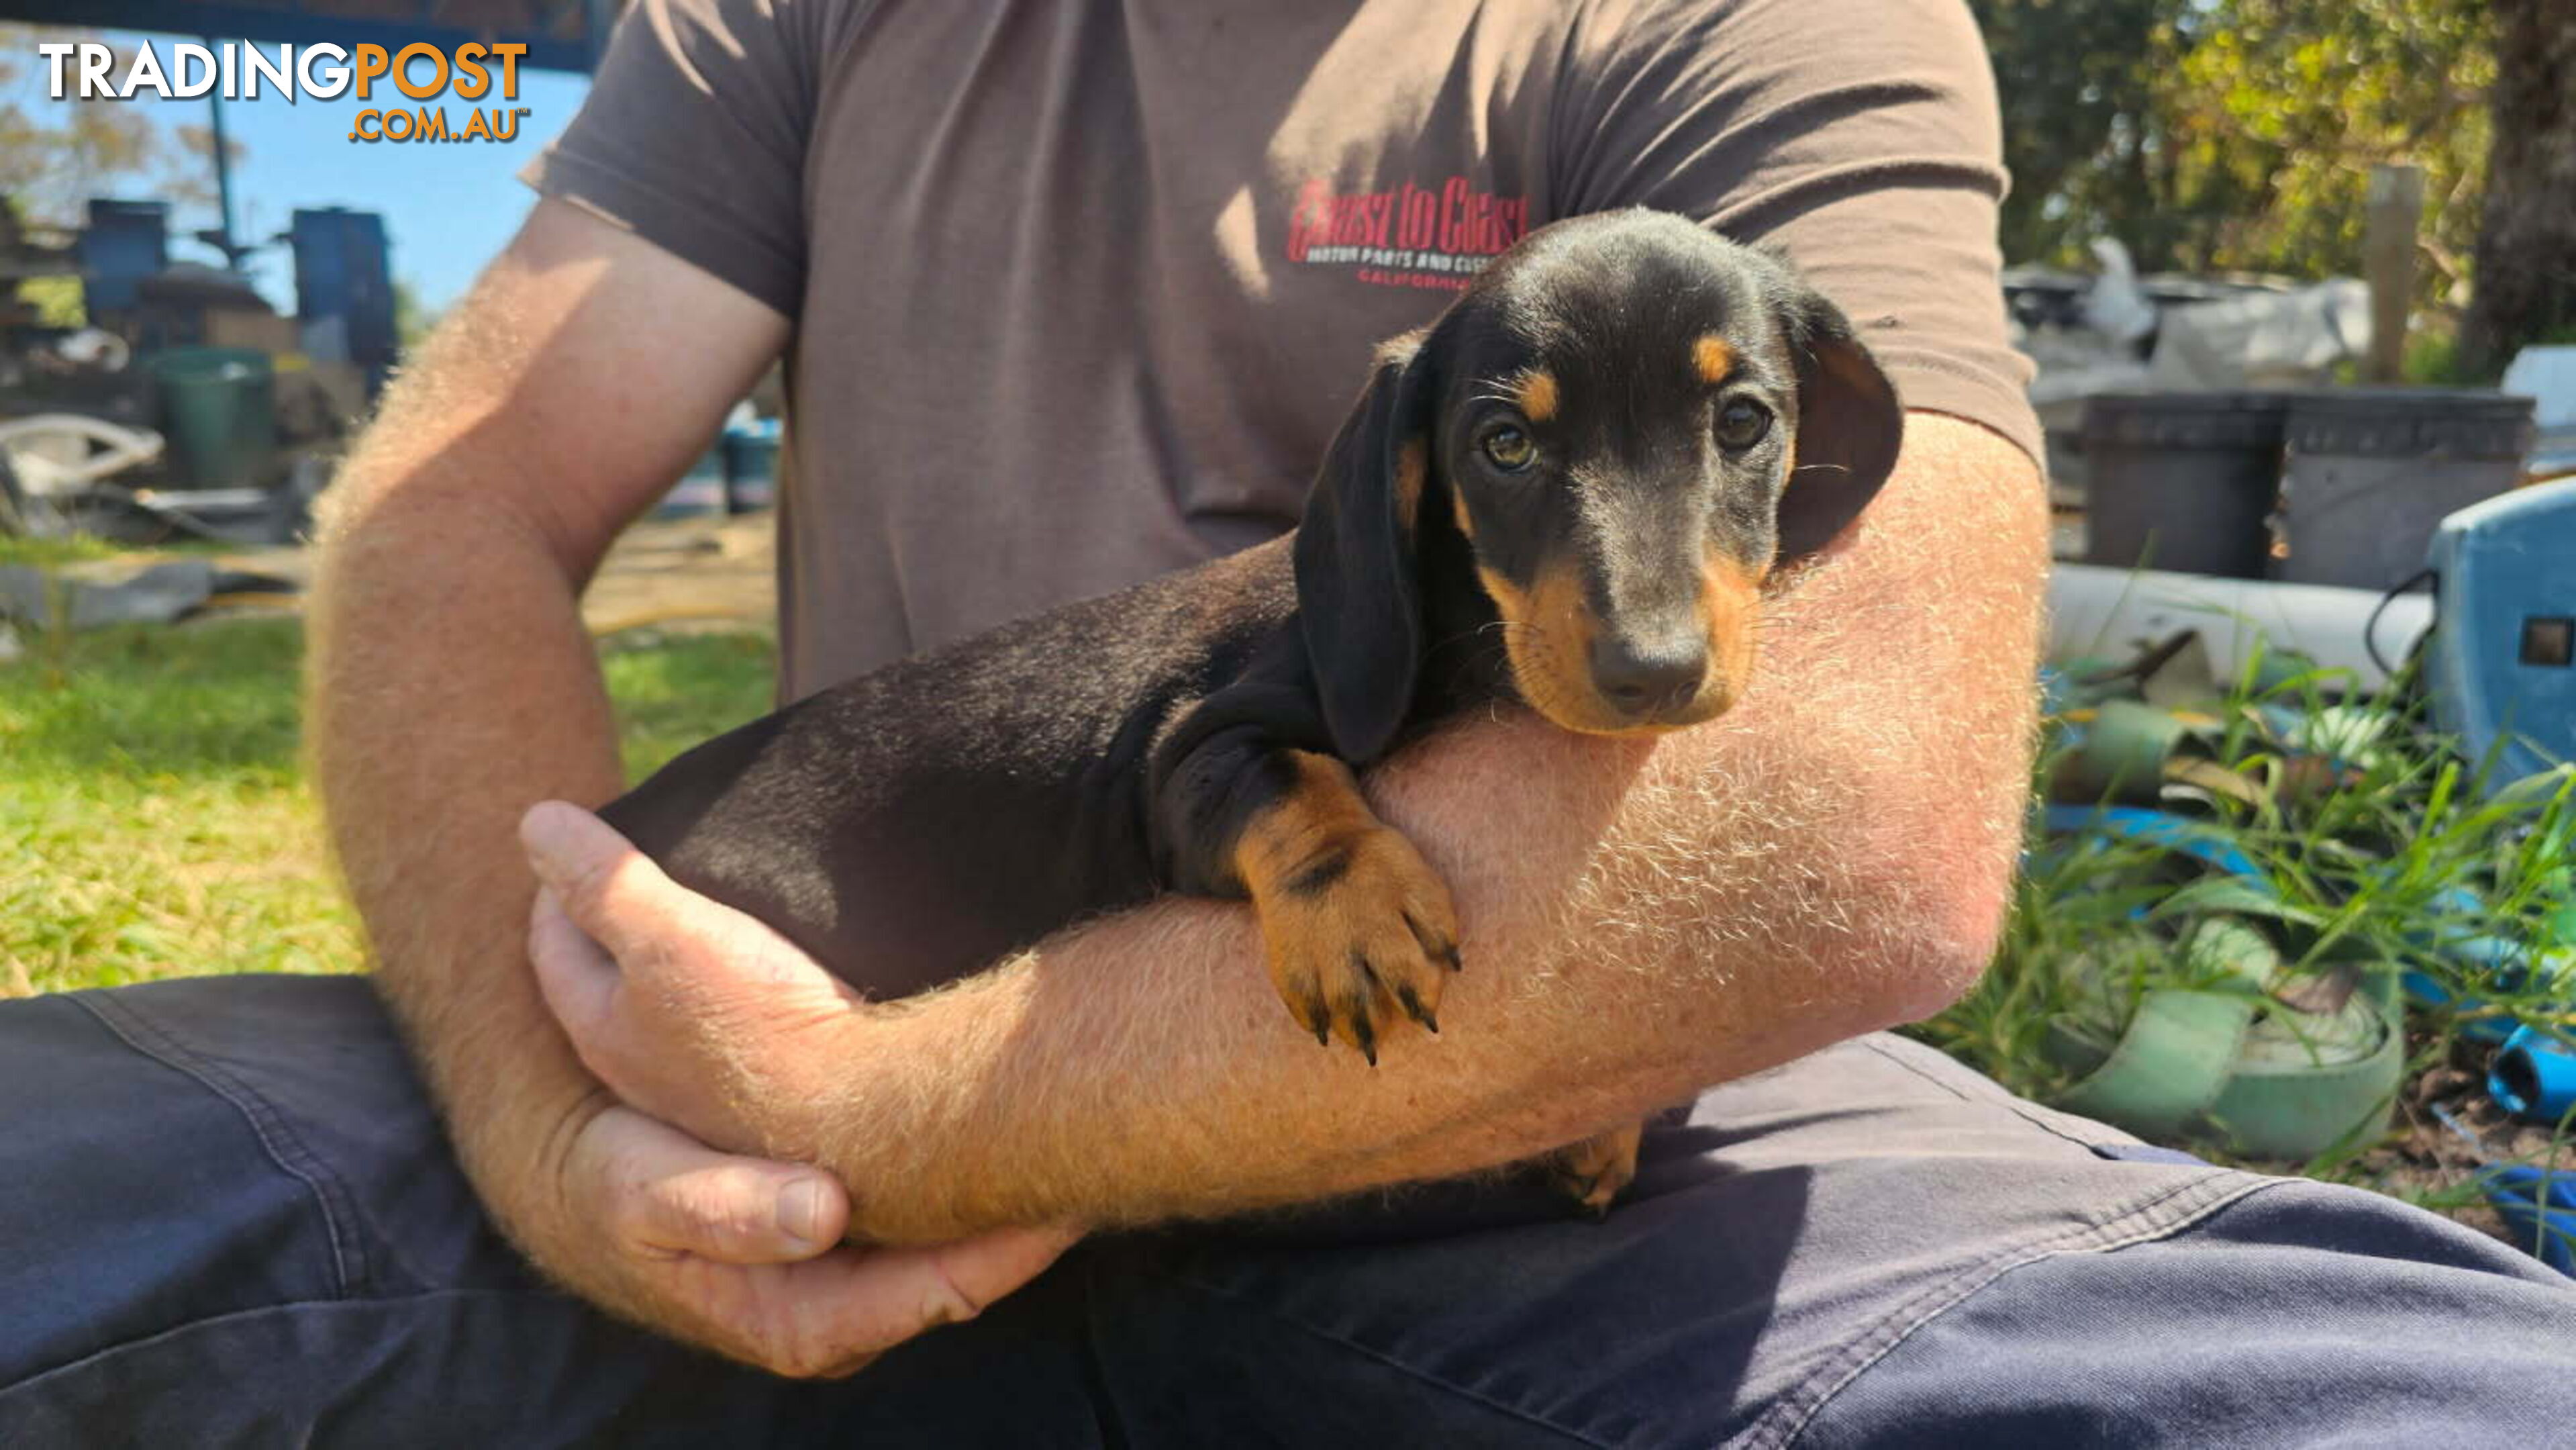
[[1, 618, 775, 996]]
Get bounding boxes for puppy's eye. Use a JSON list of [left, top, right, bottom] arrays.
[[1715, 399, 1773, 452], [1480, 426, 1537, 472]]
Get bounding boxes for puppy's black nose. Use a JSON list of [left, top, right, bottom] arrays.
[[1589, 634, 1706, 717]]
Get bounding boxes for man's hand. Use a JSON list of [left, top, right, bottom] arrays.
[[309, 200, 1073, 1369], [516, 800, 1078, 1373], [522, 1099, 1072, 1379], [519, 800, 862, 1160]]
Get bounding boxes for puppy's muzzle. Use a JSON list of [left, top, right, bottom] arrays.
[[1587, 629, 1709, 721]]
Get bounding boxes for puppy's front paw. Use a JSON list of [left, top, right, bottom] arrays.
[[1548, 1121, 1644, 1218], [1251, 823, 1459, 1065]]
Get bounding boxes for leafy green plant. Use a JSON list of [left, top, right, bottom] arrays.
[[1915, 641, 2575, 1192], [1973, 0, 2495, 299], [2404, 327, 2488, 387]]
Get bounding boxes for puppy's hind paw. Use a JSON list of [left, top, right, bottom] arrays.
[[1547, 1121, 1644, 1218]]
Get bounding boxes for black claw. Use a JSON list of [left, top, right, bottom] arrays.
[[1351, 1011, 1378, 1066], [1444, 947, 1465, 973], [1397, 984, 1438, 1034], [1308, 995, 1332, 1046], [1553, 1170, 1614, 1219]]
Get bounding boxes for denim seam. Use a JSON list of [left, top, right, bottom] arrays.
[[67, 992, 368, 1300], [1140, 1263, 1622, 1448], [1858, 1037, 2116, 1155], [1753, 1172, 2281, 1449], [0, 1287, 593, 1405]]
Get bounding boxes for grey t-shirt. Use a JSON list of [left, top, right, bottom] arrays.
[[524, 0, 2038, 702]]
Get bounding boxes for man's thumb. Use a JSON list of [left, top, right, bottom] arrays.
[[519, 800, 701, 969], [591, 1108, 852, 1263]]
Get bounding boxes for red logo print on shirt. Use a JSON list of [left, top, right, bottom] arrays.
[[1283, 176, 1531, 291]]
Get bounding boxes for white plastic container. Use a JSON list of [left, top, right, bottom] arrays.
[[2048, 563, 2433, 691]]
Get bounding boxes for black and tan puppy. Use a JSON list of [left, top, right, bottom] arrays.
[[601, 209, 1901, 1213]]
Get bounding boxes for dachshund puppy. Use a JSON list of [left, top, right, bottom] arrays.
[[601, 208, 1903, 1214]]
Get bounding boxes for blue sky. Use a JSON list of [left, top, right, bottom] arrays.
[[54, 31, 593, 315]]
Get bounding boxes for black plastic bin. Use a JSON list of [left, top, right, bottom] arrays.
[[2275, 389, 2535, 590], [2081, 391, 2288, 579]]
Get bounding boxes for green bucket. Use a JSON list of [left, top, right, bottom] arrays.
[[150, 347, 278, 489]]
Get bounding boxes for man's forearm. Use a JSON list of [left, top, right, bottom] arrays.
[[309, 416, 630, 1196], [307, 205, 789, 1217], [312, 511, 626, 1145], [802, 414, 2048, 1243]]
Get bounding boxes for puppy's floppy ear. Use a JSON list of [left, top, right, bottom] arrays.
[[1295, 331, 1436, 765], [1775, 285, 1904, 561]]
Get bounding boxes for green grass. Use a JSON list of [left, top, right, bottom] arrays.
[[1, 619, 775, 996], [1912, 645, 2575, 1219]]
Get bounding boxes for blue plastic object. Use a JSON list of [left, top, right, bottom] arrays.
[[289, 207, 397, 397], [722, 418, 781, 514], [2483, 1164, 2576, 1277], [2426, 479, 2576, 791], [77, 199, 168, 316], [2406, 962, 2535, 1045], [2491, 1024, 2576, 1125], [2040, 804, 2267, 881], [2404, 889, 2555, 1043], [2432, 1105, 2576, 1277]]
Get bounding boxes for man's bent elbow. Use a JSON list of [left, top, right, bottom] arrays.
[[1878, 866, 2007, 1026], [1841, 818, 2016, 1028]]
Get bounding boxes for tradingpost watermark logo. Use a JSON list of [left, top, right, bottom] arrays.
[[39, 40, 532, 144]]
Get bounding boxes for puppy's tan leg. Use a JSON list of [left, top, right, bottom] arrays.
[[1548, 1120, 1645, 1218], [1232, 751, 1459, 1065]]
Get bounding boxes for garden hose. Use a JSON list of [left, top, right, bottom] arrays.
[[2037, 866, 2406, 1161], [2050, 699, 2193, 806], [2046, 917, 2276, 1141], [2033, 640, 2561, 1168]]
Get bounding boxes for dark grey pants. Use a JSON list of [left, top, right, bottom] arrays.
[[5, 974, 2573, 1447]]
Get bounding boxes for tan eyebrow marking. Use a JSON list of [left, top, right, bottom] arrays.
[[1692, 335, 1736, 385], [1512, 368, 1559, 423]]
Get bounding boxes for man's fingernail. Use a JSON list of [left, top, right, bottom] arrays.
[[519, 804, 570, 877], [778, 1177, 832, 1249]]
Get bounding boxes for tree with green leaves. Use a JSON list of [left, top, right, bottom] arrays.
[[1977, 0, 2183, 273], [2461, 0, 2576, 373], [1972, 0, 2493, 305]]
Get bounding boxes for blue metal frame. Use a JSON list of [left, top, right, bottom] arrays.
[[5, 0, 597, 72]]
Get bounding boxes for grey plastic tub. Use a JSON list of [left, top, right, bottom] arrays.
[[2081, 391, 2288, 579], [2275, 389, 2534, 590]]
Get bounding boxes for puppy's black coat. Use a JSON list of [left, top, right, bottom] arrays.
[[602, 211, 1902, 1094]]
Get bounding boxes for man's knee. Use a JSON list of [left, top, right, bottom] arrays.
[[0, 978, 489, 1386]]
